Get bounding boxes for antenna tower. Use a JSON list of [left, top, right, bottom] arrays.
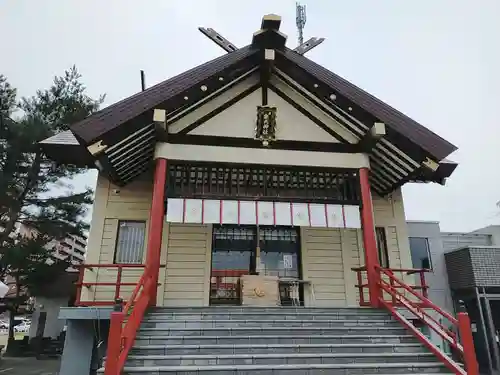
[[296, 2, 306, 45]]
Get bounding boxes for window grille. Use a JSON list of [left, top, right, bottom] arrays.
[[114, 221, 146, 264]]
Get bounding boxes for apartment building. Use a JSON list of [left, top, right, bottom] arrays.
[[13, 222, 87, 269], [407, 221, 500, 374]]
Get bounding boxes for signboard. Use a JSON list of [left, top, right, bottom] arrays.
[[283, 255, 293, 269]]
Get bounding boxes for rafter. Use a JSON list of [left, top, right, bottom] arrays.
[[153, 108, 167, 141], [260, 49, 274, 105], [293, 37, 325, 55], [198, 27, 238, 53]]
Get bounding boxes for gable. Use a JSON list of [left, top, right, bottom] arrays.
[[169, 75, 358, 144]]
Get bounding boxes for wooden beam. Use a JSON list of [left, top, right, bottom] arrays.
[[260, 49, 274, 105], [198, 27, 238, 53], [153, 108, 167, 141], [357, 123, 386, 152], [293, 37, 325, 55], [87, 140, 108, 156], [167, 134, 359, 154], [252, 29, 287, 50], [261, 14, 282, 31], [421, 156, 440, 172]]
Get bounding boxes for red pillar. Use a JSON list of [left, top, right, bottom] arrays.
[[359, 167, 381, 307], [145, 158, 167, 306]]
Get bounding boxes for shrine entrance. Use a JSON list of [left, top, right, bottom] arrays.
[[209, 225, 301, 306]]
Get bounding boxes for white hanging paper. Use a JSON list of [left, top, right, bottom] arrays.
[[274, 202, 292, 226], [291, 203, 310, 227], [166, 198, 184, 223], [257, 201, 274, 225], [239, 201, 257, 224], [203, 200, 220, 224], [343, 205, 361, 229], [221, 200, 238, 224], [283, 254, 293, 269], [326, 204, 344, 228], [184, 199, 203, 223], [309, 203, 327, 227]]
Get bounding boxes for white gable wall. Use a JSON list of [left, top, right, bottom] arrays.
[[168, 73, 358, 144], [190, 89, 340, 143]]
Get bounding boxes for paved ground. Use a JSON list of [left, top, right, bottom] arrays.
[[0, 334, 60, 374], [0, 357, 60, 375]]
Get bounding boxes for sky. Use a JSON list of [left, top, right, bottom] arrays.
[[1, 0, 499, 232]]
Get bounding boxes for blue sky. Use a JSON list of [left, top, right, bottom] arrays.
[[2, 0, 498, 231]]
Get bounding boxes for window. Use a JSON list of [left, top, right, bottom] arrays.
[[375, 227, 390, 268], [409, 237, 432, 270], [114, 221, 146, 264]]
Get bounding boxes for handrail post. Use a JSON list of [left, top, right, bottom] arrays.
[[388, 271, 397, 306], [457, 301, 479, 375], [356, 269, 365, 305], [115, 266, 123, 301], [75, 265, 85, 306], [419, 271, 428, 299], [104, 312, 124, 375]]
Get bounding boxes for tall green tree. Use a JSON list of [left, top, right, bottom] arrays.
[[0, 68, 104, 341]]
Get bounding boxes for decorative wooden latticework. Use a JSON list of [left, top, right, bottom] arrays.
[[166, 161, 360, 205]]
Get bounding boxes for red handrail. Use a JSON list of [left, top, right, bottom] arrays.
[[352, 266, 429, 306], [104, 269, 154, 375], [74, 263, 159, 374], [379, 298, 466, 375], [75, 264, 146, 306], [379, 268, 455, 323], [356, 266, 479, 375]]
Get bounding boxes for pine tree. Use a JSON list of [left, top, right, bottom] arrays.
[[0, 68, 104, 341]]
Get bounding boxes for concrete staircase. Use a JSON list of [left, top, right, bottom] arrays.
[[104, 307, 454, 374]]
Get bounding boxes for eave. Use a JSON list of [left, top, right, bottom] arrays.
[[39, 130, 94, 167]]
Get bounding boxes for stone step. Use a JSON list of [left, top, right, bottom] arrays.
[[149, 307, 387, 314], [126, 352, 439, 367], [145, 313, 392, 322], [139, 319, 400, 329], [130, 342, 427, 356], [112, 362, 452, 374], [137, 326, 407, 337], [134, 334, 418, 346], [147, 308, 391, 319]]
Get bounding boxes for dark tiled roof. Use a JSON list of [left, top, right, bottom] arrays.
[[69, 43, 457, 164], [71, 46, 257, 143], [280, 48, 457, 161]]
